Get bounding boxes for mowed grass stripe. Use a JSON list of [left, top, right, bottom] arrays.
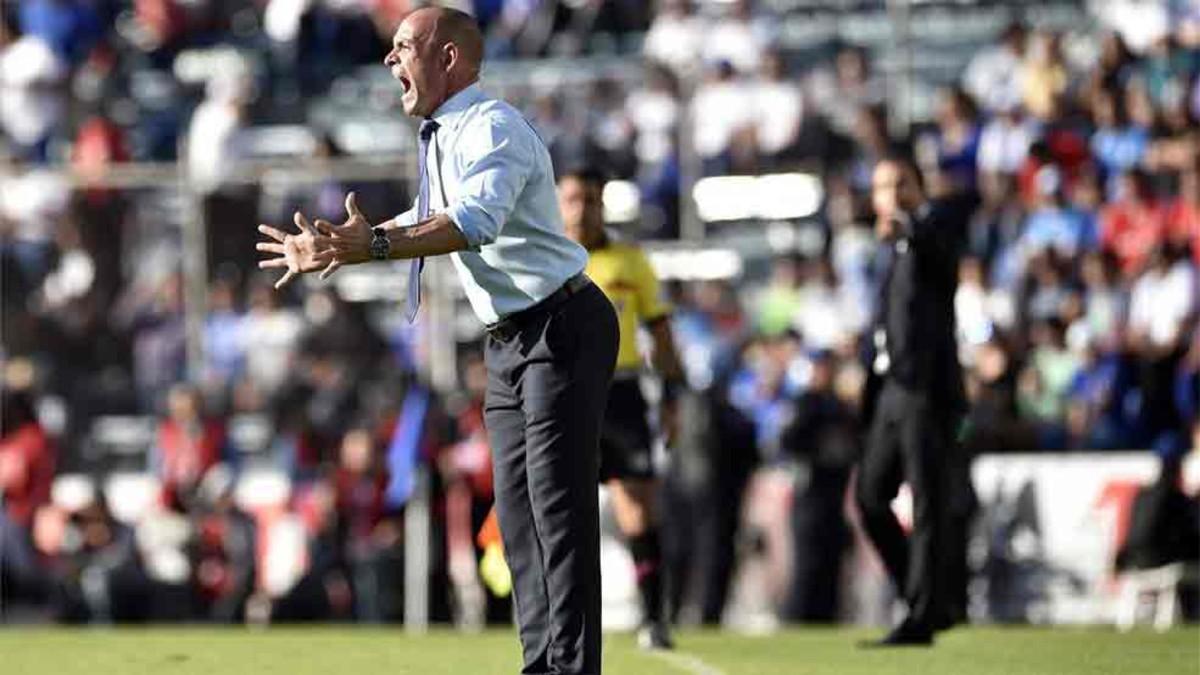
[[0, 629, 656, 675], [0, 626, 1195, 675], [679, 626, 1200, 675]]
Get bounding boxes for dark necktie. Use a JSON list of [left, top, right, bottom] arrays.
[[405, 118, 439, 323]]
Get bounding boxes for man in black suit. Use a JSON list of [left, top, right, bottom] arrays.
[[856, 154, 975, 646]]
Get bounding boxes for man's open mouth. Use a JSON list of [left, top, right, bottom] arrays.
[[396, 71, 412, 93]]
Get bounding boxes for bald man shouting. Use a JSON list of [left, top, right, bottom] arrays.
[[256, 8, 618, 674]]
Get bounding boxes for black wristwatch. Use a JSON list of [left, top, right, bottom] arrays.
[[369, 226, 390, 261]]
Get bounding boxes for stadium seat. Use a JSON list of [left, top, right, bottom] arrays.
[[103, 472, 163, 524], [50, 474, 96, 512], [234, 469, 292, 511], [136, 511, 193, 585], [227, 413, 274, 456], [88, 415, 157, 471], [1115, 562, 1200, 632]]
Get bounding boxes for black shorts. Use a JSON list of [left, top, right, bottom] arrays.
[[599, 377, 655, 481]]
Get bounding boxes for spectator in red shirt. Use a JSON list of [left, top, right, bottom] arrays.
[[190, 465, 256, 623], [331, 426, 396, 621], [0, 389, 56, 529], [133, 0, 189, 57], [1100, 169, 1167, 277], [441, 351, 510, 623], [0, 388, 56, 603], [71, 116, 129, 202], [333, 428, 389, 544], [1164, 163, 1200, 264], [442, 352, 494, 504], [153, 384, 226, 512]]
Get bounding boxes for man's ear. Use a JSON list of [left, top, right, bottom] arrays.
[[443, 43, 457, 73]]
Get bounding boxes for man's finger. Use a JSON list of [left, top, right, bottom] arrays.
[[319, 260, 342, 280], [314, 219, 336, 235], [345, 192, 364, 220], [294, 211, 316, 235], [322, 219, 356, 238], [259, 224, 287, 242], [313, 249, 337, 264], [259, 257, 289, 269], [275, 270, 297, 290], [256, 242, 285, 254]]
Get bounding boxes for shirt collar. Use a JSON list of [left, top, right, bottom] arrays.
[[429, 82, 484, 134]]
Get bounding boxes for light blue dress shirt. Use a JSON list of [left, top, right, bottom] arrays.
[[393, 83, 588, 325]]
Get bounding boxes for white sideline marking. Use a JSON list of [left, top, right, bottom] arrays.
[[647, 649, 726, 675]]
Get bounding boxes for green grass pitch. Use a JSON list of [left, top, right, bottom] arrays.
[[0, 626, 1195, 675]]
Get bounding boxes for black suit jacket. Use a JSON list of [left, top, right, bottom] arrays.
[[866, 191, 977, 420]]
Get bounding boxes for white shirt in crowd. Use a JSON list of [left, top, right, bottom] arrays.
[[41, 248, 96, 309], [625, 87, 679, 166], [0, 167, 69, 244], [1090, 0, 1170, 53], [963, 44, 1025, 112], [753, 79, 803, 156], [1129, 260, 1197, 348], [241, 308, 304, 393], [185, 77, 249, 195], [796, 282, 868, 351], [691, 79, 754, 159], [977, 113, 1039, 175], [955, 283, 1016, 348], [0, 36, 67, 147], [642, 12, 706, 78], [703, 20, 764, 75]]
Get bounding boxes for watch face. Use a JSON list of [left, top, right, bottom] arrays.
[[371, 235, 389, 260]]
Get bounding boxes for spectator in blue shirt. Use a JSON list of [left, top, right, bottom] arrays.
[[929, 87, 983, 192], [1019, 166, 1098, 262], [202, 277, 246, 398], [727, 332, 804, 461], [1090, 88, 1149, 197], [19, 0, 102, 64], [1064, 327, 1136, 449]]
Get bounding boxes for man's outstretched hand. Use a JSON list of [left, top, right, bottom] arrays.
[[257, 211, 334, 290], [312, 192, 373, 281], [256, 193, 374, 290]]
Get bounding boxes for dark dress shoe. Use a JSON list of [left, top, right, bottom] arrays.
[[858, 620, 935, 648], [931, 614, 958, 632]]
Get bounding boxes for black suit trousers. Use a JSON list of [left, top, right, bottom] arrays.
[[484, 283, 618, 675], [855, 380, 955, 627]]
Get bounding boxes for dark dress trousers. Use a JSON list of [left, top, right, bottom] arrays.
[[485, 282, 618, 674]]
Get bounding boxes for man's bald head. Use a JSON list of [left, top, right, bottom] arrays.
[[427, 7, 484, 77], [384, 7, 485, 117]]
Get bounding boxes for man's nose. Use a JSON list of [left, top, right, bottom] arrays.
[[384, 51, 397, 67]]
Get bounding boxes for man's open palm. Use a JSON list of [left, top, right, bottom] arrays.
[[257, 212, 334, 289], [312, 192, 374, 280]]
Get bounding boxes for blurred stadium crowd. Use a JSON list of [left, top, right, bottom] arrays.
[[0, 0, 1197, 627]]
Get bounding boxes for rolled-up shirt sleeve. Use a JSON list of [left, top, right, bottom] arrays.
[[445, 114, 531, 250]]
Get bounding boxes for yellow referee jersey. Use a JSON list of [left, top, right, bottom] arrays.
[[585, 240, 671, 371]]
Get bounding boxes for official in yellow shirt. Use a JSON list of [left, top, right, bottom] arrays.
[[558, 166, 684, 650], [587, 242, 672, 372]]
